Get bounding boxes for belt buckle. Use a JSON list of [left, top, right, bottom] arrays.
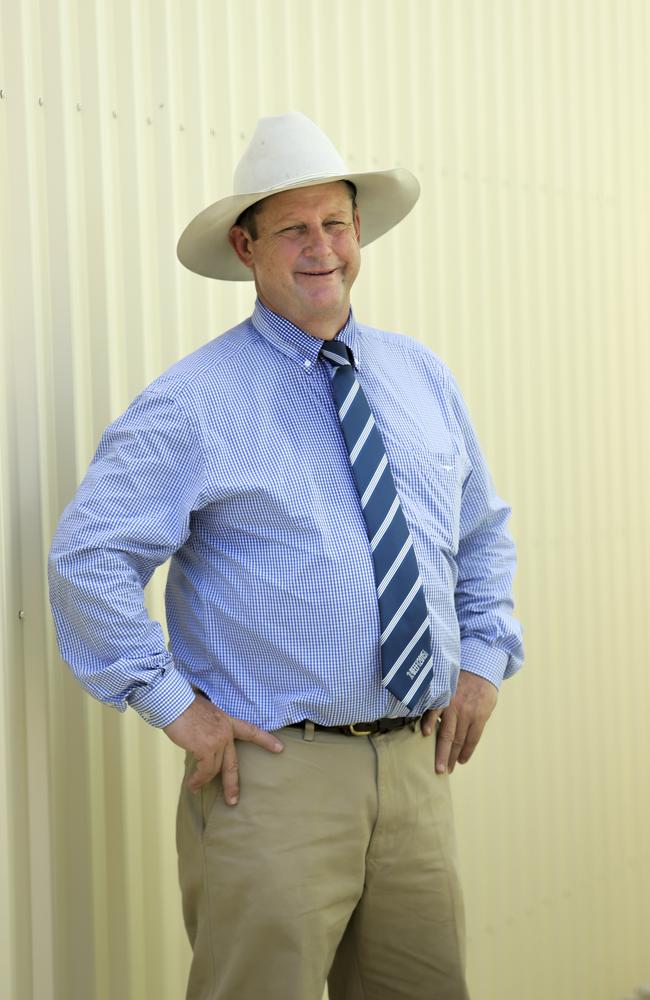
[[348, 723, 373, 736]]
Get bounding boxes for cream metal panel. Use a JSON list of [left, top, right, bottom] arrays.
[[1, 2, 650, 999]]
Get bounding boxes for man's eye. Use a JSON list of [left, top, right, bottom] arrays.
[[326, 221, 345, 228], [281, 225, 304, 234]]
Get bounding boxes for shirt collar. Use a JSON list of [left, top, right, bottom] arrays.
[[251, 299, 361, 372]]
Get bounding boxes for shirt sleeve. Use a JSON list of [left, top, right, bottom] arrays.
[[48, 391, 205, 727], [445, 369, 524, 688]]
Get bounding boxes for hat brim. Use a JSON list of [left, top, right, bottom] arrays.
[[176, 167, 420, 281]]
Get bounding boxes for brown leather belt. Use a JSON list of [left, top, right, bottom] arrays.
[[290, 716, 421, 737]]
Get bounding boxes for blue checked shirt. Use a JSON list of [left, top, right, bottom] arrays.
[[49, 300, 524, 730]]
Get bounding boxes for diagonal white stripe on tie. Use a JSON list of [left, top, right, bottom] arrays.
[[377, 537, 412, 597], [361, 454, 388, 509], [380, 576, 423, 644], [322, 347, 348, 365], [381, 617, 430, 686], [402, 657, 433, 705], [337, 378, 360, 421], [348, 414, 375, 465], [370, 496, 400, 553]]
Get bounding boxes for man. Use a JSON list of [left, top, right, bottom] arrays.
[[49, 112, 523, 1000]]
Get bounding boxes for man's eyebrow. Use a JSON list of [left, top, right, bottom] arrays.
[[271, 206, 352, 227], [274, 219, 305, 228]]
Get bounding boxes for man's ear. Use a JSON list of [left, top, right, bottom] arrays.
[[229, 226, 255, 268], [353, 207, 361, 243]]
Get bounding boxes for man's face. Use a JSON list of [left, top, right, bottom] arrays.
[[229, 182, 361, 337]]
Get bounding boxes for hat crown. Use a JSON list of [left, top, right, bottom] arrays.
[[233, 112, 349, 196]]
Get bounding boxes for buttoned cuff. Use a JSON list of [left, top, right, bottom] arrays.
[[127, 663, 196, 728], [459, 637, 509, 690]]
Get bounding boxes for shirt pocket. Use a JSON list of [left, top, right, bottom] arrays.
[[395, 451, 467, 555]]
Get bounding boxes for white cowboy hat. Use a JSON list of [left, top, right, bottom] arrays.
[[176, 112, 420, 281]]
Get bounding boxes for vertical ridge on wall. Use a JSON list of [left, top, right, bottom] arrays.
[[2, 3, 650, 999], [4, 1, 59, 996]]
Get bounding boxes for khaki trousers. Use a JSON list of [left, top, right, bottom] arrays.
[[176, 722, 470, 1000]]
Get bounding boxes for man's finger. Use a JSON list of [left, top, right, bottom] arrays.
[[232, 718, 284, 753], [456, 721, 484, 766], [435, 712, 457, 773], [447, 729, 468, 774], [220, 741, 241, 806], [420, 709, 440, 737], [187, 750, 220, 793]]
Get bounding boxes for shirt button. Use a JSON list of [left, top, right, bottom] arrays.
[[304, 359, 312, 368]]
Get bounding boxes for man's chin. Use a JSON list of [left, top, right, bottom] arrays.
[[295, 283, 347, 311]]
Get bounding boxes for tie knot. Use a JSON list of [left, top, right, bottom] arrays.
[[320, 341, 354, 368]]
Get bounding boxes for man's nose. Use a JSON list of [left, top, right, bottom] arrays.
[[302, 225, 332, 255]]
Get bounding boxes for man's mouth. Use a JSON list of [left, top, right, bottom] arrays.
[[297, 268, 338, 277]]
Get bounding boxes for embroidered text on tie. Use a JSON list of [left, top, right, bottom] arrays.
[[321, 341, 433, 708]]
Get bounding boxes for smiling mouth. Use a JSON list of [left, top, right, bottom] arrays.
[[297, 268, 338, 277]]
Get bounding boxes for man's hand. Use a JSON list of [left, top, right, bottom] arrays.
[[163, 694, 284, 804], [421, 670, 498, 774]]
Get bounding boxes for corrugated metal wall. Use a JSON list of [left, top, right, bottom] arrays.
[[2, 1, 649, 998]]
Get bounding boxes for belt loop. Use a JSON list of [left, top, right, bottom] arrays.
[[302, 720, 315, 742]]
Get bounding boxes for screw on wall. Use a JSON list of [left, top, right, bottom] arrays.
[[18, 610, 25, 620], [0, 89, 6, 99]]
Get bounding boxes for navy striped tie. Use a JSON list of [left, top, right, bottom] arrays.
[[321, 340, 433, 709]]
